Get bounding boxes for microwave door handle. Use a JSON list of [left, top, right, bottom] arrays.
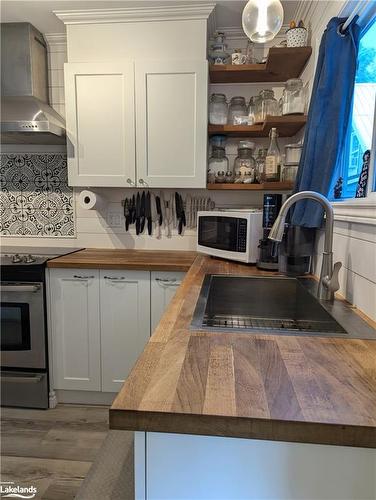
[[0, 284, 41, 293]]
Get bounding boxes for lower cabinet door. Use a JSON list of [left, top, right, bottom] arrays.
[[150, 271, 185, 333], [100, 270, 150, 392], [49, 269, 101, 391]]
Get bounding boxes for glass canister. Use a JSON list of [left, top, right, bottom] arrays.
[[282, 78, 306, 115], [259, 89, 279, 121], [233, 141, 256, 183], [208, 147, 229, 183], [209, 94, 228, 125], [228, 96, 247, 125]]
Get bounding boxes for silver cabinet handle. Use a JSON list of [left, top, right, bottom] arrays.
[[104, 276, 126, 280], [138, 178, 149, 187], [155, 278, 181, 286], [73, 275, 95, 280], [0, 284, 41, 293], [126, 178, 135, 186], [1, 374, 43, 383]]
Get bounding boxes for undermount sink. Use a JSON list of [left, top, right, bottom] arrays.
[[191, 275, 366, 338]]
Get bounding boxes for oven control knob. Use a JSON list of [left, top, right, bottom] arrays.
[[12, 254, 22, 263], [24, 254, 36, 264]]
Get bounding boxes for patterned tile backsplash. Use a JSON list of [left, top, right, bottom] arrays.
[[0, 153, 75, 237]]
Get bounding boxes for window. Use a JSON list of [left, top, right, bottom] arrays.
[[332, 18, 376, 200]]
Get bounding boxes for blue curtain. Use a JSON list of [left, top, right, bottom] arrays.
[[291, 17, 361, 228]]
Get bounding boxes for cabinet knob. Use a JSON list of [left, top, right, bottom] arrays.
[[138, 179, 149, 187], [126, 178, 134, 186]]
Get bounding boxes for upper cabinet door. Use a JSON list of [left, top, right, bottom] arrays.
[[135, 60, 208, 188], [65, 62, 136, 187]]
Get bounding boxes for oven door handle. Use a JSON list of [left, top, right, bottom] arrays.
[[0, 284, 41, 293], [0, 374, 43, 383]]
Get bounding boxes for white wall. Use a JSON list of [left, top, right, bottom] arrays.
[[299, 1, 376, 320], [314, 221, 376, 320]]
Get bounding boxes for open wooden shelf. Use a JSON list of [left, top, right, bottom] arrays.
[[207, 182, 294, 191], [208, 115, 307, 138], [209, 47, 312, 84]]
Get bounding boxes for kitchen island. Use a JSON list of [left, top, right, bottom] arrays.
[[110, 255, 376, 500]]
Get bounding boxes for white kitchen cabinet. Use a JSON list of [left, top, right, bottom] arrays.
[[49, 269, 101, 391], [100, 270, 150, 392], [64, 59, 207, 188], [151, 271, 185, 332], [49, 267, 184, 398], [64, 61, 136, 187], [135, 60, 208, 188]]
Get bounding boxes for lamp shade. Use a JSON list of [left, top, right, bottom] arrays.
[[242, 0, 284, 43]]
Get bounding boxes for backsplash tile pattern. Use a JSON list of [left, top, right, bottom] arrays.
[[0, 153, 74, 237]]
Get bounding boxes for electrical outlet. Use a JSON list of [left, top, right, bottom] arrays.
[[107, 211, 123, 228]]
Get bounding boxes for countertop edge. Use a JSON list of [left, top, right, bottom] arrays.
[[47, 261, 193, 271], [109, 409, 376, 448]]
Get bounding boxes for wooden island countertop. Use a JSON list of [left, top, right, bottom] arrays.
[[110, 255, 376, 448], [47, 249, 197, 272]]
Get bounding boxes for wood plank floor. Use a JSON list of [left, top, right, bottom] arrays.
[[1, 405, 109, 500]]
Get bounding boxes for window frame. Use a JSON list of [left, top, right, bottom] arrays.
[[331, 1, 376, 224]]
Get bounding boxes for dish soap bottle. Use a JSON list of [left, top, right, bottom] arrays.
[[265, 128, 281, 182]]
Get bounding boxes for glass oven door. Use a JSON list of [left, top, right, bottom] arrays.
[[0, 282, 46, 369]]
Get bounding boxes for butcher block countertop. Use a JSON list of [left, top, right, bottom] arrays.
[[110, 255, 376, 448], [47, 249, 197, 271]]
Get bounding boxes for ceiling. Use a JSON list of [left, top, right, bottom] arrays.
[[0, 0, 300, 34]]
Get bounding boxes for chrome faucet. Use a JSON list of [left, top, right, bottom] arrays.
[[268, 190, 342, 301]]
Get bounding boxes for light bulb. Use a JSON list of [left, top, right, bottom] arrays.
[[242, 0, 284, 43]]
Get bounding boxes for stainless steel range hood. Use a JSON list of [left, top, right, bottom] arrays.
[[1, 23, 66, 145]]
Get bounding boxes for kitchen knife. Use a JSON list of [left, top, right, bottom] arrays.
[[155, 196, 163, 226], [180, 194, 186, 228], [140, 191, 146, 233], [131, 194, 136, 224], [124, 198, 130, 231], [135, 192, 141, 235], [175, 192, 183, 235], [146, 191, 152, 236]]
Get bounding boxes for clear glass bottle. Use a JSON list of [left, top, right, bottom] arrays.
[[248, 96, 257, 125], [259, 89, 279, 121], [228, 96, 247, 125], [209, 94, 228, 125], [233, 141, 256, 183], [282, 78, 306, 115], [255, 148, 266, 183], [208, 147, 229, 183], [265, 128, 281, 182], [245, 40, 256, 64], [252, 95, 263, 123]]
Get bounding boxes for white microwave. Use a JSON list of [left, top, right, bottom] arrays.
[[197, 209, 263, 263]]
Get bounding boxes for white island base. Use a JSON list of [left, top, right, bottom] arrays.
[[135, 431, 376, 500]]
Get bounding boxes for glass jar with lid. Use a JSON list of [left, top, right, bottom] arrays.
[[208, 147, 229, 183], [233, 141, 256, 183], [209, 94, 228, 125], [282, 78, 306, 115], [228, 96, 247, 125], [259, 89, 279, 121]]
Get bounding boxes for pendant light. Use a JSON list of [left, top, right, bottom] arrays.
[[242, 0, 284, 43]]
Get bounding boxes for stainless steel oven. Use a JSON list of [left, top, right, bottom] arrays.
[[1, 281, 46, 369], [0, 246, 83, 409]]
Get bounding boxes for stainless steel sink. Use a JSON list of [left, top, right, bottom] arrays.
[[191, 275, 375, 339]]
